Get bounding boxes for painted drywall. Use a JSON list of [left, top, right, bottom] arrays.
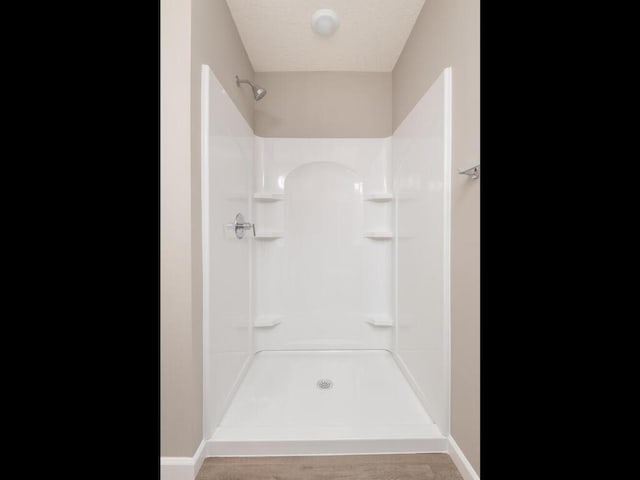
[[254, 72, 391, 138], [392, 0, 480, 473], [161, 0, 255, 458], [191, 0, 255, 130], [161, 0, 201, 458], [226, 0, 425, 72]]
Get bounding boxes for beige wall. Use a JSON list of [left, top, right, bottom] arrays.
[[393, 0, 480, 473], [254, 72, 391, 137], [161, 0, 255, 457], [161, 0, 200, 458], [191, 0, 255, 131]]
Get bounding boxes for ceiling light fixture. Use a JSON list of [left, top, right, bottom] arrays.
[[311, 9, 339, 37]]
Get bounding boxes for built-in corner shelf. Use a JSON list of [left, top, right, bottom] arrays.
[[253, 192, 284, 201], [364, 232, 393, 239], [254, 315, 283, 328], [365, 315, 394, 327], [254, 231, 284, 239], [364, 193, 394, 202]]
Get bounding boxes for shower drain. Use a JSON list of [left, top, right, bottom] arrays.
[[316, 378, 333, 390]]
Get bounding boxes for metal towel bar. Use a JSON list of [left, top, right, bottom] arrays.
[[458, 164, 480, 179]]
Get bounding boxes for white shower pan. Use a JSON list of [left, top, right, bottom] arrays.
[[207, 350, 447, 455]]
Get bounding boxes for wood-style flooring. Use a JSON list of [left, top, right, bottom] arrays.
[[195, 453, 464, 479]]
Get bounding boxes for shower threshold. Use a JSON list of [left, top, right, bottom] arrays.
[[208, 350, 447, 456]]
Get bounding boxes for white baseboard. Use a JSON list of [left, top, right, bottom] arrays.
[[448, 436, 479, 480], [161, 439, 206, 480]]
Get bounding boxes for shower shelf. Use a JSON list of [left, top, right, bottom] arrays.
[[254, 315, 283, 327], [253, 192, 284, 201], [365, 315, 394, 327], [364, 232, 393, 239], [254, 231, 284, 239], [364, 193, 394, 201]]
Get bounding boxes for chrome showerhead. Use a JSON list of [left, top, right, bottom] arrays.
[[253, 85, 267, 101], [235, 75, 267, 101]]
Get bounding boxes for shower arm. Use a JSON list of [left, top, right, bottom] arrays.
[[235, 75, 253, 87]]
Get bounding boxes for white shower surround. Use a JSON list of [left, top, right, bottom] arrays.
[[393, 68, 452, 435], [252, 136, 394, 352], [201, 64, 451, 456], [201, 65, 254, 440]]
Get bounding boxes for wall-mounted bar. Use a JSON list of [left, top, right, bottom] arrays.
[[457, 164, 480, 179]]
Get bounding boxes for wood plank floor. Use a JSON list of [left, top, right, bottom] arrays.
[[195, 454, 464, 479]]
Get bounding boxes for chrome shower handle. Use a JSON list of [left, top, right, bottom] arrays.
[[238, 221, 255, 237], [224, 213, 254, 239]]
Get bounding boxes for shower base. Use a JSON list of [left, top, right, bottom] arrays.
[[208, 350, 446, 456]]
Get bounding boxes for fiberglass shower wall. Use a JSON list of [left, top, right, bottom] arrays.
[[201, 66, 253, 439], [393, 68, 452, 435], [202, 64, 452, 440], [251, 137, 394, 352]]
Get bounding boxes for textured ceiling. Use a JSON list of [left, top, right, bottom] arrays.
[[226, 0, 426, 72]]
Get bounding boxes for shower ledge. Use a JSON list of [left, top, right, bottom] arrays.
[[364, 231, 393, 239], [254, 231, 284, 239], [364, 193, 393, 201], [365, 315, 394, 327], [253, 192, 284, 201], [254, 315, 283, 327]]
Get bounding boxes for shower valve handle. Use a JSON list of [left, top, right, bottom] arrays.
[[238, 222, 255, 237], [225, 213, 254, 239]]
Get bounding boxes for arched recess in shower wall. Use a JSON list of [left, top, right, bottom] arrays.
[[201, 64, 451, 455], [256, 162, 367, 350]]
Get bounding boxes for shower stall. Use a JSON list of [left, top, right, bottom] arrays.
[[201, 64, 451, 456]]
